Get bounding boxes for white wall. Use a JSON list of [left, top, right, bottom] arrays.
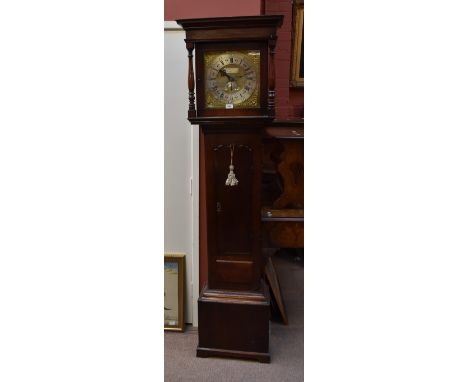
[[164, 22, 199, 326]]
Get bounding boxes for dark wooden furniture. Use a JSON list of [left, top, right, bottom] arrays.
[[177, 15, 283, 363], [262, 121, 304, 325]]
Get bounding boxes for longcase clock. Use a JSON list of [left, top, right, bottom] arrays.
[[177, 15, 283, 363]]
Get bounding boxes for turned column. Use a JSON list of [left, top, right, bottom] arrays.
[[267, 35, 277, 117], [185, 40, 196, 118]]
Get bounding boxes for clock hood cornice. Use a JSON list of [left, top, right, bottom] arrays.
[[176, 15, 283, 42], [176, 15, 283, 31]]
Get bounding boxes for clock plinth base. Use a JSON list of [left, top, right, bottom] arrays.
[[196, 282, 271, 363], [196, 347, 270, 363]]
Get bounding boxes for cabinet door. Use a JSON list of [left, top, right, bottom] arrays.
[[204, 129, 262, 291]]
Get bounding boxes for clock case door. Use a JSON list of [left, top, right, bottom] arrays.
[[203, 127, 263, 291], [195, 42, 268, 119]]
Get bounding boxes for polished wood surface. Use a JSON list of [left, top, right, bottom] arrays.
[[176, 15, 283, 40], [264, 126, 304, 139], [272, 139, 304, 209], [176, 15, 283, 122], [185, 41, 196, 119], [197, 282, 270, 363], [203, 127, 263, 291], [264, 221, 304, 249], [262, 207, 304, 220], [197, 347, 270, 363], [178, 16, 285, 362], [262, 120, 304, 324], [265, 256, 288, 325]]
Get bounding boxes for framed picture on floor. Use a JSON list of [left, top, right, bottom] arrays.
[[164, 253, 185, 332]]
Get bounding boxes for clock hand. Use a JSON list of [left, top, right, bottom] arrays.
[[219, 68, 236, 82]]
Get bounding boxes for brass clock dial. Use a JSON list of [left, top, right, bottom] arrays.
[[204, 50, 261, 109]]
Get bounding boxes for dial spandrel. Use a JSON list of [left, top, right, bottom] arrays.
[[204, 51, 261, 109]]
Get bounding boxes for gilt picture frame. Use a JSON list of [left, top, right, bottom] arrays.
[[291, 0, 304, 87], [164, 253, 185, 332]]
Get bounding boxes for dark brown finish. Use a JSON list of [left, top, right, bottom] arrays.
[[261, 120, 304, 248], [177, 16, 284, 363], [185, 41, 196, 118], [262, 207, 304, 221], [199, 130, 208, 290], [176, 15, 283, 123], [272, 139, 304, 209], [197, 282, 270, 363], [264, 221, 304, 249], [189, 116, 273, 125], [203, 127, 264, 291], [215, 259, 254, 285], [197, 347, 270, 363], [261, 120, 304, 325], [265, 256, 288, 325], [176, 15, 283, 38], [185, 27, 277, 42], [264, 126, 304, 139]]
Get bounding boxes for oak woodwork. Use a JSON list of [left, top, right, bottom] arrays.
[[185, 41, 196, 118], [197, 282, 270, 363], [265, 256, 288, 325], [203, 127, 263, 291], [272, 139, 304, 209], [177, 16, 283, 123], [261, 120, 304, 325], [177, 16, 284, 363]]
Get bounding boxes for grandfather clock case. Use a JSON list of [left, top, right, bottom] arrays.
[[177, 15, 283, 363]]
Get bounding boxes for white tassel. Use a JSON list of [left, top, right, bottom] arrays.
[[225, 164, 239, 186], [225, 145, 239, 186]]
